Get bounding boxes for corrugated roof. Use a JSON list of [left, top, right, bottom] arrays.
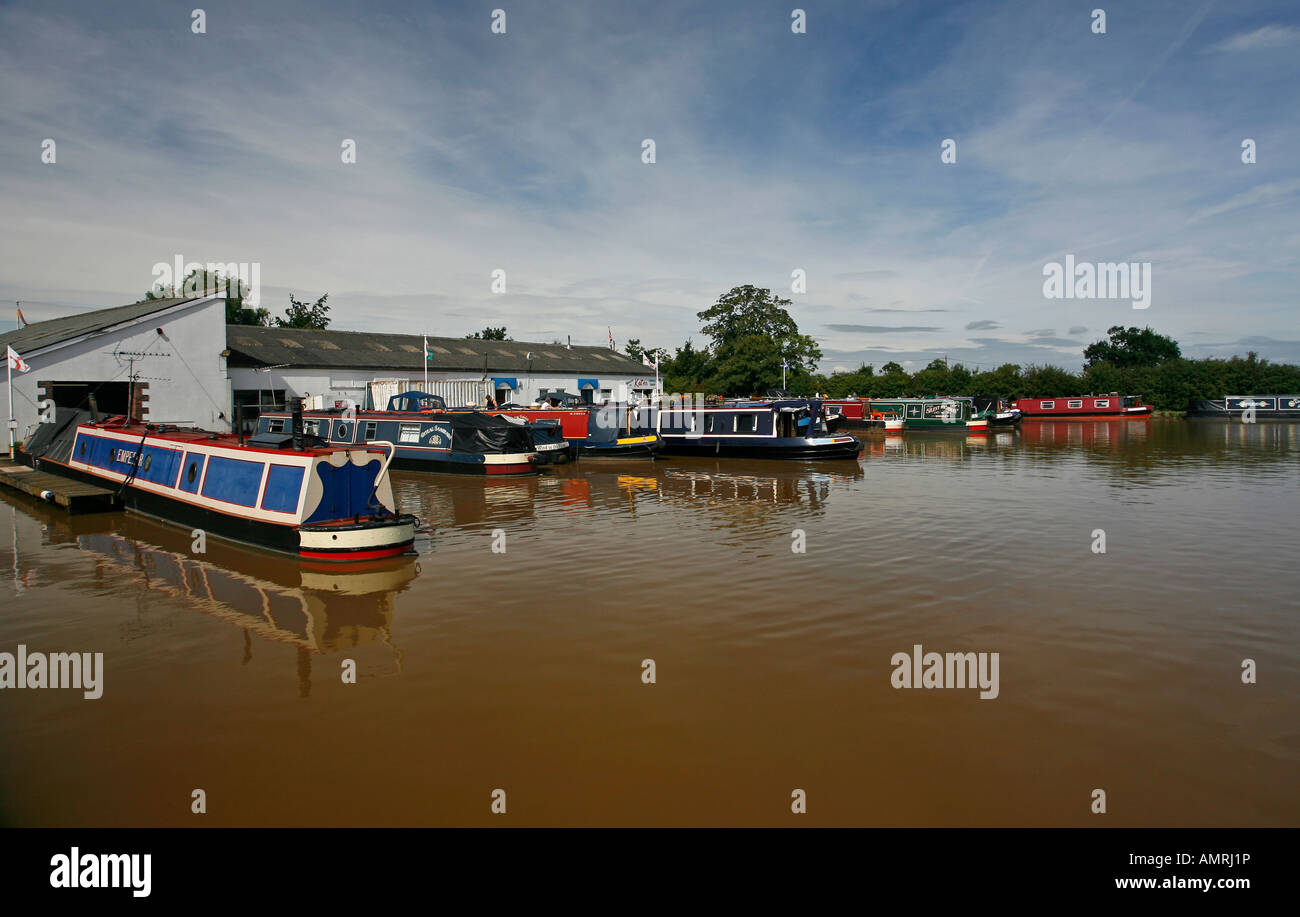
[[225, 325, 648, 375], [0, 297, 208, 356]]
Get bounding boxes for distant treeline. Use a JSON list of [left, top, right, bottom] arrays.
[[643, 297, 1300, 410], [786, 353, 1300, 411]]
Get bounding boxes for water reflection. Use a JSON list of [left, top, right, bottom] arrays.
[[2, 494, 418, 696]]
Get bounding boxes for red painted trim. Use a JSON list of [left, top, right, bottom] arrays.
[[484, 463, 536, 475], [299, 545, 412, 561]]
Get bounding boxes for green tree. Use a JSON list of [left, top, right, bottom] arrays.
[[697, 285, 821, 393], [467, 326, 510, 340], [275, 293, 331, 329], [663, 338, 713, 392], [1083, 326, 1181, 368]]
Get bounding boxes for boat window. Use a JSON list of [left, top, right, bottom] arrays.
[[336, 423, 350, 440], [79, 440, 86, 456], [365, 421, 378, 440], [303, 420, 319, 436], [142, 454, 152, 472], [399, 423, 422, 443], [906, 405, 922, 418], [187, 462, 198, 484], [1041, 401, 1055, 410], [267, 419, 285, 433], [1094, 399, 1109, 408], [1067, 400, 1083, 409], [736, 414, 757, 434]]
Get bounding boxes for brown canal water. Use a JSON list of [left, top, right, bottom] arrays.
[[1, 418, 1297, 826]]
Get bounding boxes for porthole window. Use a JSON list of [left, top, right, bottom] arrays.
[[142, 454, 153, 472], [79, 441, 86, 456], [187, 462, 198, 484], [336, 423, 350, 440]]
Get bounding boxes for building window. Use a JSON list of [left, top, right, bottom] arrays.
[[1041, 401, 1055, 410], [1067, 400, 1083, 409]]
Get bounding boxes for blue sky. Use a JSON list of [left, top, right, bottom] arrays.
[[1, 0, 1297, 371]]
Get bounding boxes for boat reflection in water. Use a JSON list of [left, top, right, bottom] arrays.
[[72, 514, 418, 694]]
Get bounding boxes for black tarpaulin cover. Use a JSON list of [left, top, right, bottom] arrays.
[[450, 412, 534, 455], [20, 408, 93, 464]]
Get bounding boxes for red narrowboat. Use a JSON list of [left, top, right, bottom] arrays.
[[1011, 395, 1152, 418]]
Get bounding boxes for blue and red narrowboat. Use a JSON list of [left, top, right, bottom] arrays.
[[1011, 395, 1152, 418], [24, 411, 417, 562]]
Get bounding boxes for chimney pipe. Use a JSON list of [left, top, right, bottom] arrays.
[[291, 397, 304, 450]]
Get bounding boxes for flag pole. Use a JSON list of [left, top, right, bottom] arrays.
[[423, 334, 428, 389], [7, 355, 13, 460]]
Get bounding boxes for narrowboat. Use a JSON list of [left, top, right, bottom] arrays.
[[489, 393, 662, 459], [860, 397, 989, 433], [1186, 395, 1300, 420], [21, 410, 417, 563], [581, 405, 664, 459], [820, 399, 889, 431], [634, 400, 863, 459], [259, 392, 539, 475], [728, 394, 847, 434], [971, 397, 1023, 426], [1011, 395, 1152, 417]]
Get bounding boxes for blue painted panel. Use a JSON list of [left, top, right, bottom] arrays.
[[261, 464, 305, 513], [178, 453, 205, 493], [136, 445, 182, 487], [200, 455, 265, 507], [305, 458, 384, 523]]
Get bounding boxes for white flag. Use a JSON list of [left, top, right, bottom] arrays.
[[5, 346, 28, 373], [642, 353, 656, 369]]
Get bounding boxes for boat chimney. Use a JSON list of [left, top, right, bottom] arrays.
[[87, 394, 99, 424], [566, 335, 571, 350], [291, 397, 304, 450], [235, 404, 245, 447]]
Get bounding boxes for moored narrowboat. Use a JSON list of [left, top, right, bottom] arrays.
[[23, 411, 417, 562], [1012, 395, 1152, 417], [1186, 395, 1300, 420], [862, 397, 988, 433], [260, 393, 539, 475], [635, 399, 863, 459]]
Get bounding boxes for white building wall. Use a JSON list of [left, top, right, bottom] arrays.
[[9, 295, 229, 444], [228, 367, 657, 408]]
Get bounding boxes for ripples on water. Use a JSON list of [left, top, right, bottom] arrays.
[[1, 419, 1297, 826]]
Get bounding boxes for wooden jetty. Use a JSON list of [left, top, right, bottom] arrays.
[[0, 457, 120, 513]]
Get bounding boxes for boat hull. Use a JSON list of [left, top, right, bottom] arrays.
[[577, 434, 663, 460], [658, 436, 863, 460]]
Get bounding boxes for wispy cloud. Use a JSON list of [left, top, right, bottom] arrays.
[[1208, 24, 1300, 52]]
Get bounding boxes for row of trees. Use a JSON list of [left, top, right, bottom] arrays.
[[632, 288, 1300, 411]]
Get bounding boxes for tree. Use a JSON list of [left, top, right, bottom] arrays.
[[623, 338, 644, 361], [697, 285, 821, 394], [275, 293, 330, 329], [467, 326, 510, 340], [1084, 326, 1181, 369], [663, 338, 713, 392]]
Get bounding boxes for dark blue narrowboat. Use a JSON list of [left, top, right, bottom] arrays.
[[581, 405, 664, 459], [633, 399, 862, 460], [258, 393, 538, 476]]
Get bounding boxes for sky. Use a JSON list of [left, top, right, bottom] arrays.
[[1, 0, 1297, 372]]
